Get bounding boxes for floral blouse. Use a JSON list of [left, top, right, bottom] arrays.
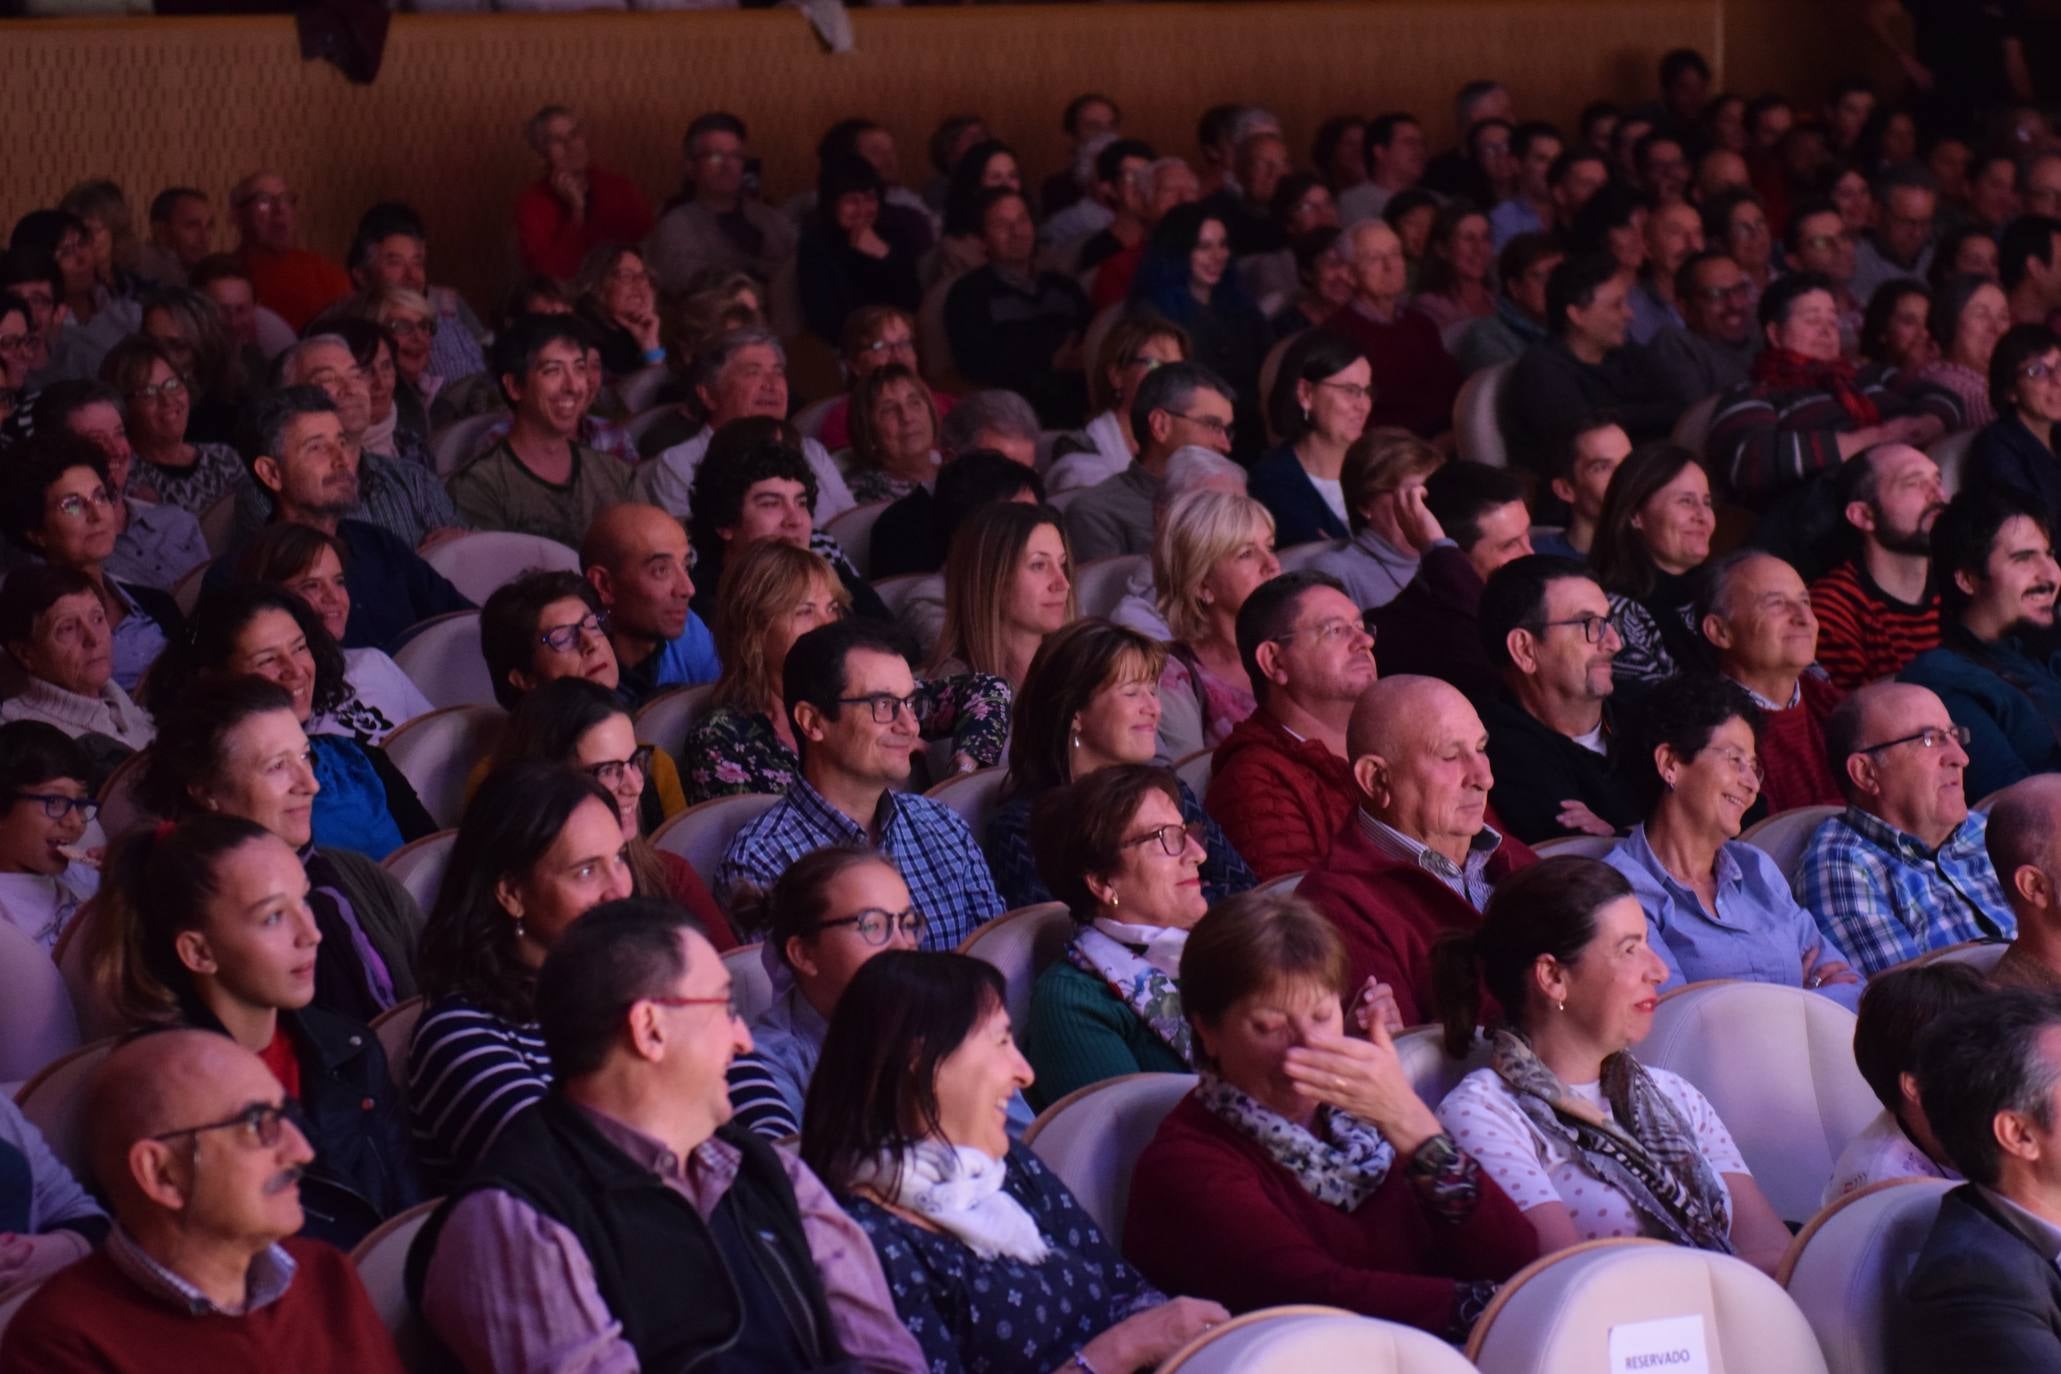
[[680, 672, 1012, 804], [843, 1144, 1164, 1374], [130, 442, 251, 516]]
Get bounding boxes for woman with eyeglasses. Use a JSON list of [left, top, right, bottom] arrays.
[[139, 285, 249, 445], [0, 721, 101, 955], [97, 335, 253, 517], [1971, 325, 2061, 519], [844, 362, 941, 505], [1603, 674, 1864, 1005], [1021, 764, 1215, 1108], [360, 285, 442, 436], [573, 243, 666, 382], [1915, 272, 2011, 430], [487, 677, 732, 949], [727, 847, 930, 1139], [1048, 314, 1190, 495], [1250, 330, 1373, 547], [85, 812, 421, 1248]]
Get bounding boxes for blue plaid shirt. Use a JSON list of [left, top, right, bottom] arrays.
[[715, 775, 1003, 950], [1795, 806, 2016, 977]]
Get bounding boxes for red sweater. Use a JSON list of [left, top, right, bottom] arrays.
[[1807, 560, 1940, 690], [1297, 815, 1537, 1026], [236, 245, 351, 333], [1205, 709, 1360, 880], [1320, 303, 1462, 439], [0, 1239, 405, 1374], [1743, 671, 1847, 815], [514, 166, 656, 281], [1125, 1095, 1538, 1335]]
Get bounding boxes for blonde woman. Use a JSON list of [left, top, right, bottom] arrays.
[[361, 284, 442, 427], [1047, 315, 1191, 493], [680, 540, 1010, 802], [1154, 489, 1281, 761], [931, 501, 1077, 691]]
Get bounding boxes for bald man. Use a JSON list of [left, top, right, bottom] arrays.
[[1322, 220, 1460, 438], [0, 1032, 404, 1373], [581, 502, 718, 709], [1795, 682, 2015, 976], [1987, 777, 2061, 993], [1295, 674, 1538, 1023]]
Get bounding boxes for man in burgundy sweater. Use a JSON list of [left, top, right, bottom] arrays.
[[1322, 220, 1460, 439], [1298, 674, 1538, 1023], [1698, 548, 1847, 812], [0, 1031, 404, 1373]]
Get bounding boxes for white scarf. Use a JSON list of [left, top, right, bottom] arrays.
[[1083, 409, 1131, 474], [361, 404, 400, 459], [847, 1140, 1051, 1263], [1088, 916, 1189, 978]]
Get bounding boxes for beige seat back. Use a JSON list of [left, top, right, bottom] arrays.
[[1778, 1177, 1954, 1374], [650, 792, 782, 898], [349, 1198, 444, 1371], [421, 530, 582, 605], [1074, 554, 1147, 617], [633, 683, 717, 760], [958, 902, 1075, 1028], [722, 943, 776, 1024], [1023, 1072, 1197, 1245], [392, 611, 499, 710], [382, 829, 460, 916], [370, 996, 427, 1094], [380, 705, 509, 831], [1453, 361, 1512, 468], [1162, 1305, 1478, 1373], [1394, 1026, 1494, 1108], [1738, 804, 1843, 879], [14, 1039, 117, 1182]]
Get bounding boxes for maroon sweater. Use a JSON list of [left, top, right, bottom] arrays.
[[1206, 709, 1361, 880], [1125, 1095, 1538, 1334], [1297, 814, 1538, 1026], [1320, 303, 1462, 439], [1741, 671, 1846, 815], [0, 1240, 405, 1374]]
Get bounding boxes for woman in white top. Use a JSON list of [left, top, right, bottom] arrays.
[[1823, 963, 1982, 1205], [1432, 856, 1793, 1273], [1047, 315, 1190, 494], [233, 524, 433, 745]]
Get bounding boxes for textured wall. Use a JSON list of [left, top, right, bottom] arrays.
[[1, 1, 1802, 308]]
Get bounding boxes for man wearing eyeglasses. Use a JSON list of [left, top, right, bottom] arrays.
[[411, 899, 925, 1374], [1067, 360, 1235, 562], [1646, 249, 1762, 407], [644, 111, 796, 295], [343, 202, 489, 387], [1782, 197, 1864, 358], [1794, 682, 2014, 978], [716, 618, 1003, 948], [0, 1030, 406, 1371], [1851, 166, 1938, 309], [229, 170, 350, 333]]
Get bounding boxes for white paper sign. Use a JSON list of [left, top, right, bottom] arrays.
[[1607, 1314, 1711, 1374]]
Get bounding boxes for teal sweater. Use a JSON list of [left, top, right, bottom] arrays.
[[1021, 961, 1190, 1111]]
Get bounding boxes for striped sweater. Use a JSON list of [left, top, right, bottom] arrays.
[[406, 996, 552, 1186], [1808, 560, 1941, 690], [1705, 365, 1962, 502]]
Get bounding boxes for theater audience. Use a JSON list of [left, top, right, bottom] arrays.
[[1970, 323, 2061, 518], [1702, 189, 1775, 308], [809, 305, 957, 456], [1489, 123, 1561, 247], [1310, 428, 1447, 609], [578, 502, 719, 710], [2000, 214, 2061, 329], [931, 500, 1074, 691], [0, 565, 156, 786], [228, 171, 349, 332], [1207, 571, 1374, 879], [0, 722, 98, 953], [136, 286, 249, 444], [1809, 443, 1946, 689], [945, 188, 1091, 426], [1250, 330, 1369, 546], [873, 448, 1044, 594], [1697, 550, 1846, 811], [1478, 556, 1644, 843], [1826, 963, 1985, 1202], [1323, 219, 1459, 440], [1915, 272, 2010, 430], [0, 1031, 404, 1372], [1067, 361, 1235, 561], [1338, 113, 1428, 225], [512, 104, 654, 282], [1127, 890, 1536, 1337], [1047, 315, 1189, 495], [1434, 857, 1791, 1271], [1103, 446, 1246, 643], [1989, 776, 2061, 992], [1645, 250, 1762, 406], [1796, 683, 2009, 978], [34, 381, 209, 592], [1130, 204, 1267, 437], [1503, 253, 1677, 465], [343, 202, 489, 391], [1594, 443, 1716, 695], [646, 111, 795, 292], [1453, 232, 1563, 377], [1627, 201, 1704, 346], [1268, 226, 1355, 343], [1411, 204, 1497, 333]]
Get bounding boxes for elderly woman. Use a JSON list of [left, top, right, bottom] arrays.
[[1128, 891, 1536, 1337], [932, 500, 1076, 691], [1410, 204, 1498, 332], [797, 153, 923, 349], [97, 335, 251, 516], [1250, 330, 1372, 546], [408, 763, 634, 1182], [986, 620, 1255, 908], [1916, 272, 2011, 430], [0, 567, 155, 790], [1971, 324, 2061, 515], [1602, 674, 1863, 1005], [1048, 314, 1191, 495], [845, 362, 941, 504], [1592, 443, 1716, 694], [815, 305, 959, 455], [1269, 226, 1355, 342], [804, 950, 1227, 1372], [1858, 279, 1935, 375], [361, 284, 442, 430], [85, 812, 421, 1248], [1435, 856, 1794, 1271], [681, 539, 1007, 803], [324, 315, 433, 471], [1154, 489, 1279, 758], [573, 243, 665, 380], [1019, 764, 1214, 1107], [1310, 427, 1448, 610]]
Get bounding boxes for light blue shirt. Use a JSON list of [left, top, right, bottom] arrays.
[[1490, 198, 1546, 249]]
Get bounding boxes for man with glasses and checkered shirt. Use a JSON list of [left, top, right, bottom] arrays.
[[1795, 681, 2014, 977], [715, 617, 1003, 949]]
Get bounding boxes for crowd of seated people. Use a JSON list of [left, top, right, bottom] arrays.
[[18, 40, 2061, 1371]]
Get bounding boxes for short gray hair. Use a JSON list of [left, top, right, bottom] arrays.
[[1230, 107, 1283, 148], [692, 326, 785, 397], [941, 390, 1040, 452], [1141, 158, 1195, 203], [1692, 547, 1782, 627], [274, 333, 352, 387], [1158, 446, 1246, 514]]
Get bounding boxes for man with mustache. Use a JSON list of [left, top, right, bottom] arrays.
[[0, 1031, 405, 1371], [1809, 444, 1947, 689], [1902, 487, 2061, 801]]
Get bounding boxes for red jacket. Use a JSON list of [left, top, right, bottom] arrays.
[[1297, 814, 1537, 1027], [1205, 709, 1360, 880], [1125, 1094, 1538, 1335], [514, 166, 656, 281]]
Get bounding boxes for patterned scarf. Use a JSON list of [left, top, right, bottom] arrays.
[[1490, 1030, 1734, 1253], [845, 1141, 1051, 1264], [1065, 926, 1194, 1063], [1196, 1072, 1397, 1211], [1750, 346, 1881, 427]]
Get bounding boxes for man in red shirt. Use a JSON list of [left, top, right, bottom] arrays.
[[229, 171, 350, 333], [514, 104, 654, 283]]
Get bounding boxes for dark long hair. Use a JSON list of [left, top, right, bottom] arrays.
[[1589, 442, 1706, 600], [1130, 202, 1253, 325], [1005, 618, 1168, 797], [142, 582, 348, 720]]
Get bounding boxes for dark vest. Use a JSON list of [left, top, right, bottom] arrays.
[[406, 1096, 845, 1373]]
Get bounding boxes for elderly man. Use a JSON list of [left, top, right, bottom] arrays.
[[1627, 200, 1704, 345], [1207, 571, 1376, 879], [0, 1031, 403, 1372], [644, 112, 795, 292], [1646, 249, 1761, 406], [1323, 219, 1459, 439], [344, 202, 489, 385], [1478, 555, 1644, 843], [1989, 777, 2061, 992], [716, 618, 1003, 945], [410, 900, 924, 1374], [1336, 113, 1428, 224], [229, 171, 349, 332], [1796, 683, 2014, 975], [944, 188, 1091, 426], [1698, 550, 1848, 812], [1454, 232, 1563, 377], [1066, 361, 1235, 561], [448, 314, 634, 549], [1058, 137, 1156, 275], [1809, 444, 1945, 689], [514, 104, 655, 281], [581, 502, 718, 710], [1892, 991, 2061, 1371], [1299, 674, 1537, 1022], [1851, 166, 1938, 308], [1503, 253, 1677, 465], [638, 328, 853, 522], [1489, 123, 1563, 248]]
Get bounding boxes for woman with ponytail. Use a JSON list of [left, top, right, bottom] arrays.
[[86, 813, 421, 1248], [1430, 856, 1791, 1273]]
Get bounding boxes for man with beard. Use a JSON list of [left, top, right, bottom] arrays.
[[1645, 249, 1762, 407], [1810, 444, 1947, 689], [1902, 487, 2061, 801]]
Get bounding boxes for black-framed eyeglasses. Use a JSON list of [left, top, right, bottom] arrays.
[[538, 611, 606, 653], [1272, 616, 1374, 649], [818, 906, 928, 946], [646, 993, 742, 1020], [13, 792, 99, 822], [1169, 410, 1235, 440], [1526, 613, 1615, 644], [149, 1101, 291, 1151], [837, 692, 932, 725], [585, 744, 655, 789], [1122, 821, 1206, 858], [1855, 724, 1972, 756], [2022, 359, 2061, 383]]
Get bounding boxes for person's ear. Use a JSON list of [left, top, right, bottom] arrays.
[[501, 371, 525, 408], [1083, 871, 1119, 908], [1954, 566, 1981, 600], [1532, 953, 1572, 1011], [1996, 1105, 2046, 1166], [252, 455, 286, 496], [1700, 610, 1733, 651], [495, 877, 526, 921], [1549, 475, 1577, 509], [1845, 500, 1878, 536], [128, 1139, 191, 1213], [2012, 861, 2055, 912], [185, 780, 221, 814], [1763, 319, 1782, 352], [695, 380, 717, 416], [584, 564, 614, 609], [793, 699, 829, 745], [1505, 628, 1542, 676], [1844, 749, 1879, 798], [716, 524, 737, 547], [784, 934, 820, 980], [508, 667, 539, 697], [1252, 638, 1288, 687], [1653, 742, 1683, 791], [1351, 752, 1391, 807], [626, 1000, 667, 1061], [1898, 1070, 1925, 1121], [172, 929, 216, 978], [1147, 408, 1175, 448]]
